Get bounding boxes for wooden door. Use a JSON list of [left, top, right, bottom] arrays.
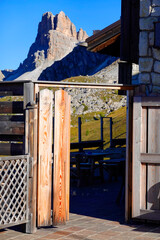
[[37, 89, 53, 226], [53, 90, 71, 225], [132, 96, 160, 221]]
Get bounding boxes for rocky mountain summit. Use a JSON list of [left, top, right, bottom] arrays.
[[2, 11, 89, 81]]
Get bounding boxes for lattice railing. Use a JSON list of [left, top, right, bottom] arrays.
[[0, 155, 29, 228]]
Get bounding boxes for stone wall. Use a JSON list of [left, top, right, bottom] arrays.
[[139, 0, 160, 94]]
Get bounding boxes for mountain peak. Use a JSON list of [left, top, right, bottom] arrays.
[[2, 11, 89, 81]]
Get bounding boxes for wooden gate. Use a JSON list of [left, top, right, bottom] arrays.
[[37, 89, 70, 227], [132, 96, 160, 221]]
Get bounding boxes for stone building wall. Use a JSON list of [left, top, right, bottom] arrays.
[[139, 0, 160, 94]]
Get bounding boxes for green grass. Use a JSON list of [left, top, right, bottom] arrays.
[[71, 106, 126, 149]]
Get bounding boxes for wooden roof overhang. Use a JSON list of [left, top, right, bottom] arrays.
[[86, 20, 121, 57]]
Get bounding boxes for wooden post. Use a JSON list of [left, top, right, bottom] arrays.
[[125, 90, 133, 221], [110, 117, 113, 147], [53, 90, 71, 225], [78, 117, 82, 151], [24, 82, 38, 234], [37, 89, 53, 227], [100, 117, 103, 149]]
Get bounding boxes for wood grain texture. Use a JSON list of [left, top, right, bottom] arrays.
[[132, 96, 141, 217], [53, 90, 70, 225], [147, 107, 160, 210], [140, 107, 147, 210], [141, 153, 160, 164], [25, 104, 38, 233], [37, 89, 53, 226]]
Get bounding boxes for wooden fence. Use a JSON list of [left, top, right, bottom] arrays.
[[0, 80, 134, 232]]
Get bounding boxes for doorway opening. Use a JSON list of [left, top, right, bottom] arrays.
[[68, 87, 127, 222]]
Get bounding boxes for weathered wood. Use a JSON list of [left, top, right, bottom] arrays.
[[140, 107, 147, 210], [0, 101, 23, 113], [23, 82, 34, 109], [25, 83, 38, 233], [64, 94, 71, 221], [35, 81, 136, 90], [141, 153, 160, 164], [0, 82, 23, 96], [37, 89, 53, 227], [53, 90, 70, 225], [0, 115, 24, 122], [132, 96, 141, 218], [118, 61, 132, 85], [120, 0, 139, 64], [141, 97, 160, 107], [125, 90, 133, 221], [147, 107, 160, 210], [0, 143, 23, 155], [0, 121, 24, 135], [25, 106, 38, 234]]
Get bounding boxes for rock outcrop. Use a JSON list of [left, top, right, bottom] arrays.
[[0, 71, 4, 81], [38, 46, 116, 81], [3, 11, 88, 81]]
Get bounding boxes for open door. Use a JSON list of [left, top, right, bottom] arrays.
[[37, 89, 70, 227], [132, 96, 160, 221]]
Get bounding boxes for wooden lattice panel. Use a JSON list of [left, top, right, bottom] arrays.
[[0, 156, 29, 228]]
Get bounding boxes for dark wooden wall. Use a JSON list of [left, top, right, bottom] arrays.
[[120, 0, 140, 64], [0, 83, 24, 155]]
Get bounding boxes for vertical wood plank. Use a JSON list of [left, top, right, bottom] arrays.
[[64, 94, 71, 221], [132, 96, 142, 218], [53, 90, 70, 225], [37, 89, 53, 226], [24, 82, 38, 234], [140, 107, 147, 210], [147, 107, 160, 210], [125, 90, 133, 221]]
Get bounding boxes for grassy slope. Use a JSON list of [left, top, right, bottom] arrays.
[[71, 106, 126, 149]]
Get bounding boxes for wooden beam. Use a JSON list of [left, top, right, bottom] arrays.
[[34, 81, 136, 90], [141, 153, 160, 164], [0, 82, 23, 96], [0, 121, 24, 135], [125, 90, 133, 221], [0, 143, 23, 155], [0, 102, 23, 113], [141, 97, 160, 107], [90, 34, 121, 53], [0, 115, 24, 122]]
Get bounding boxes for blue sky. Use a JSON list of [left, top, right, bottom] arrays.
[[0, 0, 121, 70]]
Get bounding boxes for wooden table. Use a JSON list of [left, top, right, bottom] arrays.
[[71, 150, 125, 184]]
